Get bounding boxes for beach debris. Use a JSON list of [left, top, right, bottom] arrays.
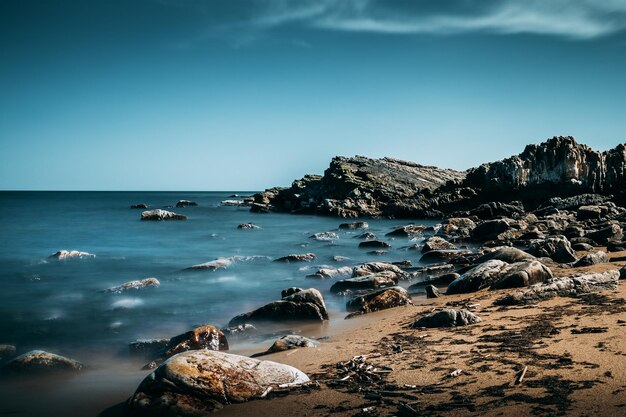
[[104, 277, 159, 293], [49, 250, 95, 260], [330, 354, 392, 386], [412, 309, 482, 328], [140, 208, 187, 221], [274, 253, 316, 263], [127, 350, 310, 415], [516, 366, 528, 384], [449, 368, 463, 378], [1, 350, 84, 375]]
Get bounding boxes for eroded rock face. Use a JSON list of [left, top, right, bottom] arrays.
[[104, 277, 160, 293], [127, 350, 310, 416], [491, 261, 553, 290], [495, 270, 620, 305], [526, 235, 577, 263], [330, 271, 398, 294], [345, 286, 412, 316], [50, 250, 95, 260], [412, 309, 482, 328], [446, 260, 509, 294], [1, 350, 84, 375], [141, 209, 187, 221]]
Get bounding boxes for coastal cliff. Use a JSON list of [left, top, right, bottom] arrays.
[[253, 137, 626, 218]]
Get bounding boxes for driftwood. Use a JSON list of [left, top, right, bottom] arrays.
[[516, 366, 528, 384]]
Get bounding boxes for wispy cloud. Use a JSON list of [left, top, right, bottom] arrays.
[[246, 0, 626, 40]]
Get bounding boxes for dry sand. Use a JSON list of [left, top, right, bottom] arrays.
[[214, 250, 626, 417]]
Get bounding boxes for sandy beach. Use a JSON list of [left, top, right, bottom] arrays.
[[214, 250, 626, 417]]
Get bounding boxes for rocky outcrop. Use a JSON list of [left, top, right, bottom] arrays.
[[127, 350, 310, 416], [345, 286, 412, 317], [104, 277, 160, 293], [141, 209, 187, 221], [1, 350, 84, 375], [412, 309, 482, 328]]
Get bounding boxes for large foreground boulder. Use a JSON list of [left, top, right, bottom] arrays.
[[229, 288, 328, 326], [1, 350, 84, 375], [446, 260, 509, 294], [127, 350, 310, 416], [495, 270, 620, 305], [345, 286, 412, 317], [490, 261, 553, 290], [412, 309, 482, 328], [141, 209, 187, 221]]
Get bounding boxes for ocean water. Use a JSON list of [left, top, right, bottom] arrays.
[[0, 191, 437, 416]]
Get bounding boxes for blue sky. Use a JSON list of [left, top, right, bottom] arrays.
[[1, 0, 626, 191]]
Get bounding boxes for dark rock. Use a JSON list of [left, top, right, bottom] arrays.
[[620, 266, 626, 280], [176, 200, 198, 207], [412, 309, 482, 328], [577, 205, 603, 220], [274, 253, 316, 263], [475, 247, 535, 264], [1, 350, 84, 375], [420, 249, 472, 263], [130, 203, 148, 209], [469, 201, 524, 220], [229, 288, 328, 326], [280, 287, 302, 298], [254, 335, 319, 356], [490, 261, 553, 290], [564, 225, 586, 239], [164, 325, 229, 360], [439, 217, 476, 238], [127, 350, 310, 416], [408, 273, 460, 293], [526, 235, 577, 263], [446, 260, 509, 294], [573, 251, 609, 267], [586, 224, 623, 244], [345, 286, 412, 316], [0, 345, 16, 361], [129, 339, 170, 358], [237, 223, 260, 229], [186, 257, 233, 271], [421, 236, 456, 253], [250, 203, 271, 213], [367, 250, 387, 255], [572, 242, 594, 251], [541, 194, 612, 211], [354, 232, 377, 240], [141, 209, 187, 221], [358, 240, 390, 249], [310, 232, 339, 241], [104, 277, 160, 293], [386, 225, 425, 237], [607, 241, 626, 252], [425, 285, 441, 298], [495, 270, 620, 305], [471, 219, 511, 242], [220, 324, 258, 340], [339, 221, 369, 230], [330, 272, 398, 294], [352, 262, 408, 279]]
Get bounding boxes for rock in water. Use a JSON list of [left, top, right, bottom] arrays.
[[237, 223, 259, 229], [345, 286, 412, 317], [330, 271, 399, 294], [339, 221, 369, 230], [310, 232, 339, 241], [412, 309, 482, 328], [0, 344, 16, 361], [306, 266, 352, 279], [104, 277, 160, 293], [274, 253, 316, 263], [352, 262, 408, 279], [165, 325, 229, 358], [280, 287, 302, 298], [220, 324, 258, 340], [386, 225, 425, 237], [446, 260, 509, 294], [421, 236, 456, 253], [49, 250, 95, 260], [186, 258, 234, 271], [130, 203, 148, 209], [176, 200, 198, 207], [358, 240, 391, 249], [141, 209, 187, 221], [255, 335, 319, 356], [1, 350, 84, 375], [127, 350, 310, 416]]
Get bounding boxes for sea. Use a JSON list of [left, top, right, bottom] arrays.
[[0, 191, 437, 416]]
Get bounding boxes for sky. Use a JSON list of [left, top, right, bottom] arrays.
[[1, 0, 626, 191]]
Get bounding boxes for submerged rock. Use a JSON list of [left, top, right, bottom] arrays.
[[274, 253, 316, 263], [141, 209, 187, 221], [237, 223, 260, 229], [130, 203, 148, 209], [176, 200, 198, 207], [310, 232, 339, 241], [354, 232, 377, 240], [129, 339, 170, 358], [229, 288, 328, 326], [339, 221, 369, 230], [412, 309, 482, 328], [495, 270, 620, 305], [573, 251, 609, 267], [255, 335, 319, 356], [345, 286, 412, 317], [186, 258, 233, 271], [386, 225, 425, 237], [446, 260, 509, 294], [1, 350, 84, 375], [220, 324, 258, 340], [330, 271, 398, 294], [127, 350, 310, 416], [104, 277, 160, 293], [49, 250, 95, 260]]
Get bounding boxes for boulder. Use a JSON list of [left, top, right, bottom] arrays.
[[386, 225, 425, 237], [280, 287, 302, 298], [495, 270, 620, 305], [474, 247, 535, 264], [412, 309, 482, 328], [339, 221, 369, 230], [130, 203, 148, 209], [607, 241, 626, 252], [358, 240, 391, 249], [620, 266, 626, 280], [421, 236, 456, 253], [469, 201, 524, 220], [345, 286, 412, 316], [490, 261, 553, 290], [255, 335, 319, 356], [237, 223, 260, 229], [127, 350, 310, 416], [330, 271, 398, 294], [572, 242, 594, 251], [49, 250, 95, 260], [354, 232, 377, 240], [229, 288, 328, 326], [306, 266, 352, 279], [352, 262, 408, 279], [526, 235, 577, 263], [0, 344, 16, 361], [573, 251, 609, 267], [186, 258, 233, 271], [439, 217, 476, 237], [220, 324, 258, 340], [141, 209, 187, 221], [129, 339, 170, 358], [176, 200, 198, 207], [470, 219, 511, 242], [577, 205, 603, 220], [274, 253, 316, 263], [446, 260, 509, 294], [1, 350, 84, 375], [586, 224, 623, 244], [104, 277, 160, 293], [425, 285, 441, 298], [420, 249, 472, 263], [310, 232, 339, 241]]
